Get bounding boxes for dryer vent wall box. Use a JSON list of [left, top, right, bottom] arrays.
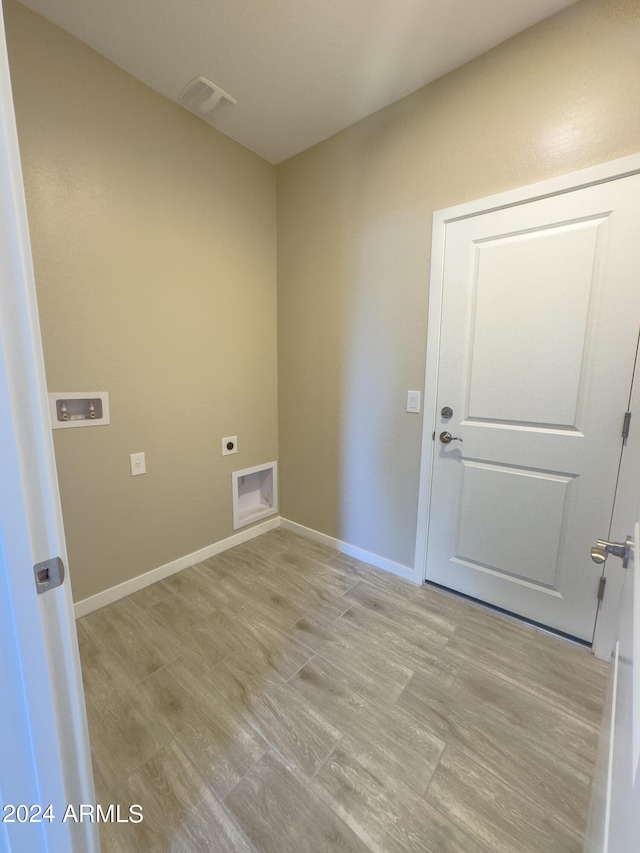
[[49, 392, 110, 429], [232, 462, 278, 530]]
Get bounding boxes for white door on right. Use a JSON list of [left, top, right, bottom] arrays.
[[425, 174, 640, 641], [584, 522, 640, 852]]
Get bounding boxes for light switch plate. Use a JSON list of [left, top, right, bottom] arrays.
[[130, 452, 146, 476], [407, 390, 421, 413]]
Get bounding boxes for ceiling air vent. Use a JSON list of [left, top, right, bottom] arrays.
[[180, 76, 237, 119]]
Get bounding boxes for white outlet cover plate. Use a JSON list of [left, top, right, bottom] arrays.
[[222, 436, 238, 456], [130, 452, 146, 476]]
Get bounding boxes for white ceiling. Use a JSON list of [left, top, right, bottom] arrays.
[[18, 0, 578, 164]]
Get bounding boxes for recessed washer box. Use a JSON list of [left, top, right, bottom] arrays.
[[48, 392, 110, 429], [232, 461, 278, 530]]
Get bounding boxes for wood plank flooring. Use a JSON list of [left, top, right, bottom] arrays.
[[76, 529, 608, 853]]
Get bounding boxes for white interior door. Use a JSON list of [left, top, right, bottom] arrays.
[[584, 521, 640, 853], [585, 321, 640, 849], [0, 6, 96, 851], [422, 172, 640, 641]]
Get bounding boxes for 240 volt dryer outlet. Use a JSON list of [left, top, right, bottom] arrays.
[[222, 436, 238, 455]]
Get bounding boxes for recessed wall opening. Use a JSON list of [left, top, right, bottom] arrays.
[[232, 461, 278, 530]]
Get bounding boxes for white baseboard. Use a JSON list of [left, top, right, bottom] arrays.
[[73, 517, 281, 618], [75, 515, 418, 618], [279, 518, 418, 584]]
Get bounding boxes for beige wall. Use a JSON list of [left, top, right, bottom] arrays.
[[4, 0, 278, 602], [6, 0, 640, 600], [277, 0, 640, 569]]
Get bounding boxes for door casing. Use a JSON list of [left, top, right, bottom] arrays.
[[414, 152, 640, 659]]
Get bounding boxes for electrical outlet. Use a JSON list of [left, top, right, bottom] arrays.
[[222, 436, 238, 456], [130, 452, 146, 476]]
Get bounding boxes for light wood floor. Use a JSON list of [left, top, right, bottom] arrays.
[[76, 529, 608, 853]]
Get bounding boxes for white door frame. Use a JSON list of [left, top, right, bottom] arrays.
[[414, 152, 640, 659], [0, 5, 97, 851], [592, 326, 640, 660], [584, 518, 640, 852]]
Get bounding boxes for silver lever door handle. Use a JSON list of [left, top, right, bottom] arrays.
[[440, 431, 463, 444], [590, 536, 633, 568]]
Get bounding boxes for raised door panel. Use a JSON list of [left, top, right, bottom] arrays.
[[467, 218, 603, 428], [455, 461, 572, 591]]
